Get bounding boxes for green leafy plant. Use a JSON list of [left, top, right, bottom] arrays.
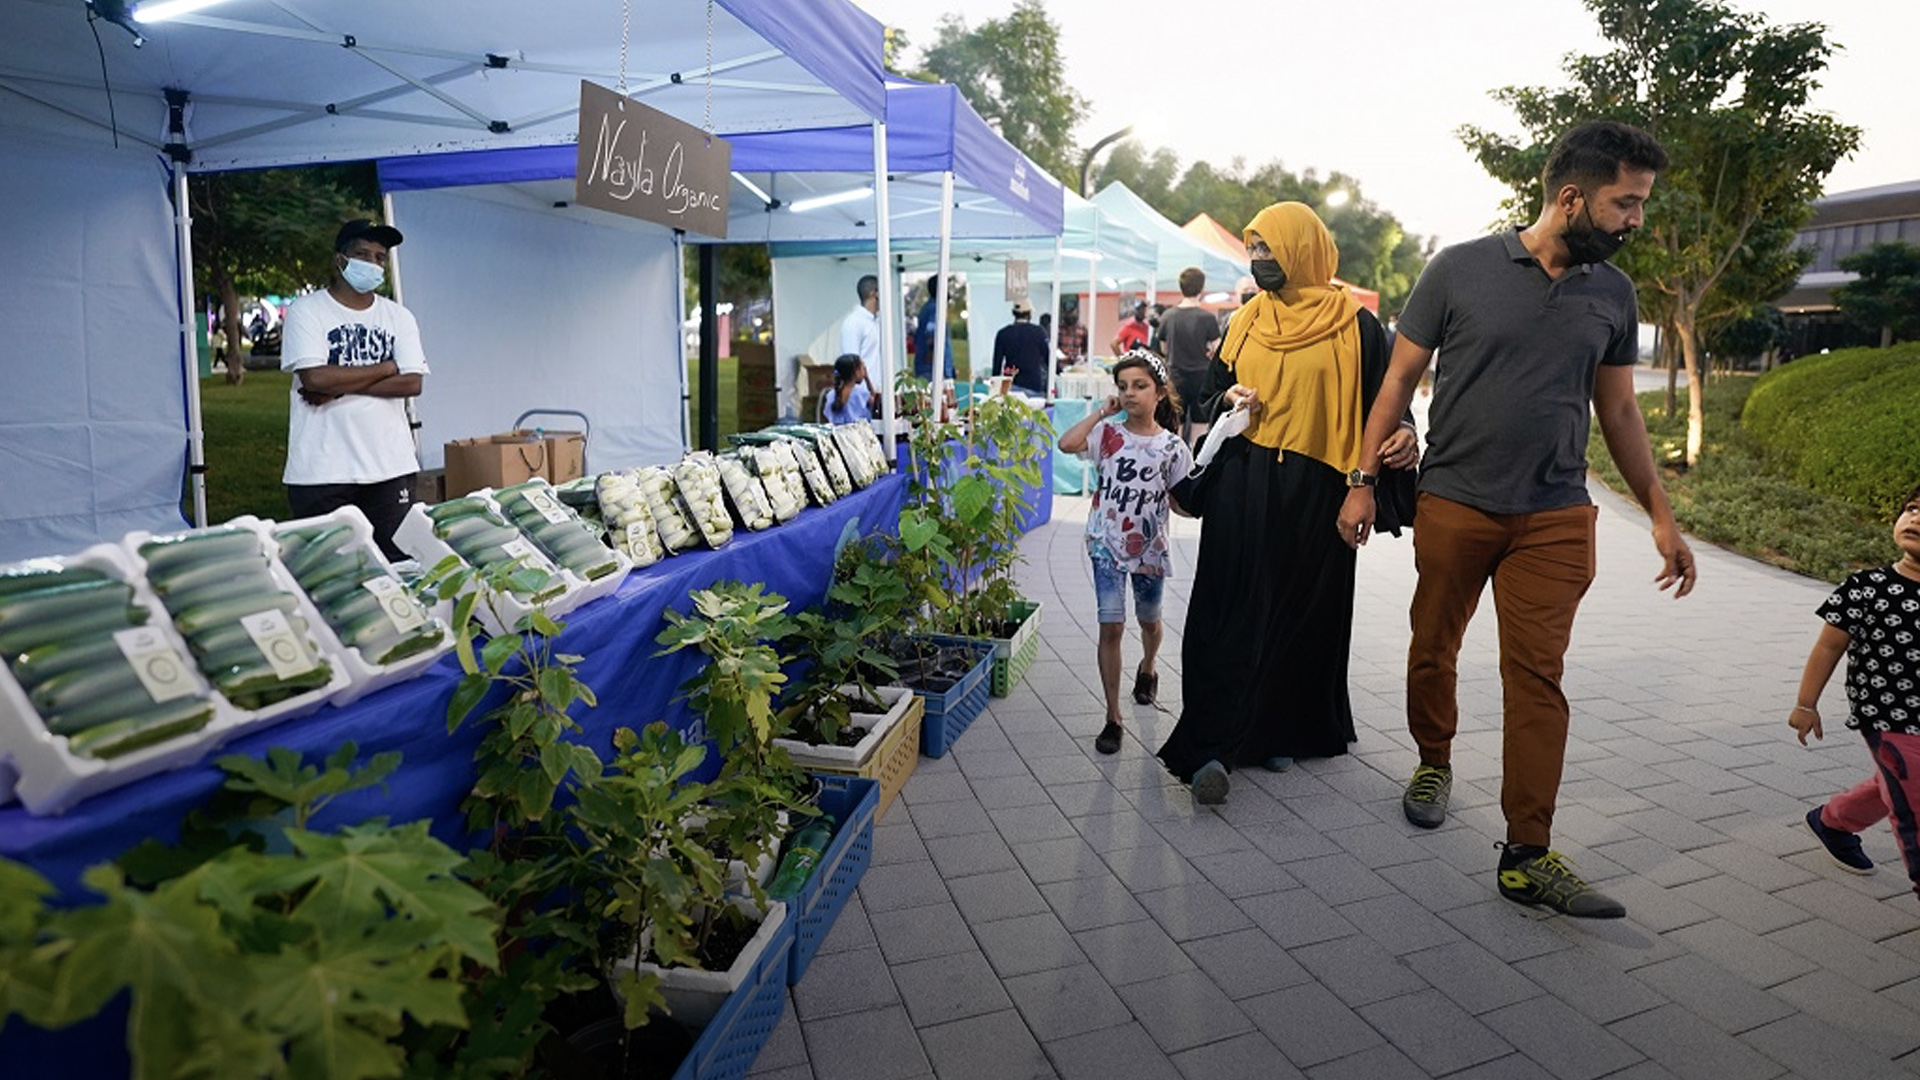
[[655, 582, 796, 766], [0, 744, 498, 1080], [780, 545, 907, 746]]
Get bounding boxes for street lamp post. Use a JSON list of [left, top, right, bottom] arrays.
[[1078, 124, 1134, 198]]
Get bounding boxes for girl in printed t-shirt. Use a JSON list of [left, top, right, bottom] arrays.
[[1790, 482, 1920, 903], [1057, 350, 1194, 756]]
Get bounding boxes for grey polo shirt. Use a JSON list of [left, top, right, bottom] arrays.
[[1397, 228, 1639, 515]]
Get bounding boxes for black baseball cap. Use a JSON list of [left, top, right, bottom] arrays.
[[334, 218, 404, 252]]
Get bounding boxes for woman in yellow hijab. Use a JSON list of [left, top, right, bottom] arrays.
[[1160, 202, 1420, 805]]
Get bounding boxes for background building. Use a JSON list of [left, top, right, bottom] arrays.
[[1780, 178, 1920, 355]]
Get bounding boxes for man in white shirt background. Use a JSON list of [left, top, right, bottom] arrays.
[[837, 273, 881, 402]]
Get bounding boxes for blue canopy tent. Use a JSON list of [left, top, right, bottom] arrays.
[[0, 0, 885, 560]]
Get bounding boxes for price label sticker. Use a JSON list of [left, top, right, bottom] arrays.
[[113, 626, 197, 704], [524, 487, 571, 525], [241, 609, 317, 680], [361, 575, 427, 634], [500, 537, 540, 566], [625, 522, 653, 553]]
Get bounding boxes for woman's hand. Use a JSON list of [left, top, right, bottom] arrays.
[[1379, 425, 1420, 471], [1223, 384, 1261, 413]]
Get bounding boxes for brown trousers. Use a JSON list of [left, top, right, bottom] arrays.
[[1407, 494, 1597, 847]]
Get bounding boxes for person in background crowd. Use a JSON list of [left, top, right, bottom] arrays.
[[992, 299, 1052, 395], [1110, 300, 1151, 354], [1157, 267, 1224, 443], [913, 275, 955, 383], [1057, 297, 1089, 367], [822, 354, 873, 424], [280, 219, 428, 560], [839, 273, 882, 377], [1340, 120, 1695, 919]]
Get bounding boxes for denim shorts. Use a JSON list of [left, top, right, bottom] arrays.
[[1092, 557, 1165, 625]]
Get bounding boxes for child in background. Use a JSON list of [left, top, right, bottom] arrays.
[[1056, 350, 1193, 755], [1789, 483, 1920, 903], [822, 353, 872, 424]]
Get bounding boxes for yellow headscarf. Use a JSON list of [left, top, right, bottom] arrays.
[[1220, 202, 1364, 471]]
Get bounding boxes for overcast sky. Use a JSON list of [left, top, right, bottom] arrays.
[[854, 0, 1919, 251]]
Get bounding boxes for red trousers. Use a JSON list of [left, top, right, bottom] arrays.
[[1407, 494, 1597, 847], [1820, 729, 1920, 900]]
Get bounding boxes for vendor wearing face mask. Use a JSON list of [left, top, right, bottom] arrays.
[[1157, 201, 1418, 806], [280, 219, 430, 559]]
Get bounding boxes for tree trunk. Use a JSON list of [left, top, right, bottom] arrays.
[[1663, 323, 1679, 419], [1676, 314, 1705, 467], [219, 274, 245, 387]]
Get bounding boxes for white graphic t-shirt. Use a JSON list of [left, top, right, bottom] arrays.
[[280, 290, 428, 486], [1084, 419, 1192, 576], [1819, 566, 1920, 736]]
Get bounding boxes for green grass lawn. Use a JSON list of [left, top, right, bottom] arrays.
[[191, 370, 293, 525]]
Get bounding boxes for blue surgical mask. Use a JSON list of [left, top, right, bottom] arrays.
[[341, 256, 385, 294]]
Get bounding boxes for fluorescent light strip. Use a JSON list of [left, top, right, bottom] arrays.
[[731, 172, 774, 207], [1057, 248, 1102, 261], [134, 0, 235, 23], [787, 186, 873, 214]]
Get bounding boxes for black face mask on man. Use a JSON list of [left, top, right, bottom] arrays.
[[1249, 259, 1288, 293], [1562, 194, 1628, 265]]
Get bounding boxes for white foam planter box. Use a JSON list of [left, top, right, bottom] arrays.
[[684, 809, 788, 897], [488, 479, 632, 618], [774, 685, 914, 770], [126, 519, 352, 738], [264, 508, 456, 706], [621, 899, 788, 1030], [0, 543, 236, 814]]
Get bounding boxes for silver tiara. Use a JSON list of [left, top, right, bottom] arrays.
[[1123, 347, 1169, 385]]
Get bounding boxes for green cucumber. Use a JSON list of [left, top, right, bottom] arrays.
[[217, 662, 334, 709], [28, 658, 148, 715], [372, 625, 445, 665], [0, 580, 136, 632], [426, 497, 492, 522], [172, 591, 299, 637], [186, 615, 308, 659], [11, 631, 127, 689], [138, 529, 261, 575], [66, 699, 215, 759], [282, 525, 354, 580], [436, 514, 517, 548], [309, 566, 385, 607], [338, 608, 402, 652], [0, 565, 108, 598], [295, 549, 377, 592], [161, 570, 281, 615], [41, 683, 170, 736], [0, 605, 148, 655], [196, 638, 268, 676], [321, 588, 385, 628], [150, 554, 270, 597]]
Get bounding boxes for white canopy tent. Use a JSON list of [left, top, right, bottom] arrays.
[[0, 0, 885, 560], [1090, 181, 1247, 303]]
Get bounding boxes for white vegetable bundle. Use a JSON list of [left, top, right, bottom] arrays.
[[781, 436, 838, 506], [593, 470, 667, 567], [829, 423, 880, 489], [637, 466, 699, 553], [748, 444, 805, 522], [672, 452, 735, 548], [788, 426, 854, 498], [715, 450, 775, 531]]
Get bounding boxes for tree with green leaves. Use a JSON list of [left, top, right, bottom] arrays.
[[190, 164, 377, 385], [1458, 0, 1859, 464], [1834, 241, 1920, 345], [911, 0, 1087, 187]]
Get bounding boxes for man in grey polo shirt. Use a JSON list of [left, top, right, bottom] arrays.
[[1339, 121, 1697, 918]]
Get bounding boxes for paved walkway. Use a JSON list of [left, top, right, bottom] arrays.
[[750, 482, 1920, 1080]]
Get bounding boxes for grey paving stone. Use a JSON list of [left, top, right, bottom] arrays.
[[1072, 917, 1196, 987], [1437, 898, 1575, 963], [745, 1066, 811, 1080], [1767, 969, 1920, 1058], [1298, 1043, 1433, 1080], [1406, 1051, 1555, 1080], [792, 946, 900, 1020], [1003, 961, 1133, 1042], [1179, 926, 1313, 1000], [946, 867, 1051, 924], [1355, 989, 1513, 1075], [1545, 912, 1687, 974], [1400, 939, 1544, 1016], [1237, 888, 1359, 949], [1169, 1032, 1303, 1080], [1323, 821, 1434, 869], [1292, 933, 1430, 1007], [990, 802, 1082, 845], [1237, 816, 1347, 864], [909, 797, 998, 840], [889, 949, 1011, 1028], [800, 1004, 930, 1080], [972, 910, 1086, 979], [1240, 981, 1386, 1068], [1771, 878, 1920, 943], [955, 748, 1036, 781], [1606, 1003, 1788, 1080], [968, 772, 1057, 810], [1629, 954, 1796, 1035], [1149, 809, 1257, 858], [1287, 851, 1401, 907], [1071, 808, 1162, 854], [1689, 840, 1820, 893], [1045, 1021, 1182, 1080], [1010, 835, 1110, 884], [856, 858, 950, 914], [916, 1009, 1056, 1080], [750, 996, 809, 1072], [869, 821, 930, 866], [1039, 871, 1151, 932], [1283, 790, 1387, 832], [1481, 996, 1645, 1080], [1766, 918, 1920, 992], [1115, 968, 1254, 1053], [1741, 1013, 1918, 1080], [1187, 849, 1300, 899], [923, 830, 1021, 880], [1374, 856, 1495, 913], [899, 771, 976, 806], [1669, 874, 1814, 936], [1587, 836, 1719, 888], [1665, 919, 1821, 988], [866, 901, 976, 965], [1100, 840, 1208, 891], [1338, 891, 1469, 956], [1027, 754, 1108, 786], [1044, 780, 1131, 819], [1614, 806, 1733, 852], [815, 893, 876, 956], [1511, 949, 1668, 1023], [1133, 880, 1256, 942]]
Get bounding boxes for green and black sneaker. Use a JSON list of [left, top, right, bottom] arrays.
[[1495, 843, 1625, 919], [1401, 763, 1452, 829]]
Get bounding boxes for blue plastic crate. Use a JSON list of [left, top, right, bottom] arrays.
[[917, 639, 994, 758], [788, 775, 880, 985], [674, 904, 795, 1080]]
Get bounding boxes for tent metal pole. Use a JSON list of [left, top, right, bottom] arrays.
[[675, 230, 690, 453], [1087, 214, 1099, 363], [174, 165, 208, 527], [1048, 236, 1062, 399], [382, 190, 422, 457], [698, 243, 720, 452], [872, 119, 898, 463], [931, 170, 954, 417]]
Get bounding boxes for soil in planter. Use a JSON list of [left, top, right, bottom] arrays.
[[542, 985, 696, 1080], [642, 910, 762, 975], [875, 643, 979, 693]]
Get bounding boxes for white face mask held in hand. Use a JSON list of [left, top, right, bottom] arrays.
[[1191, 404, 1252, 473]]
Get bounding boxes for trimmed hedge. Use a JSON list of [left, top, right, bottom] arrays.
[[1742, 344, 1920, 520]]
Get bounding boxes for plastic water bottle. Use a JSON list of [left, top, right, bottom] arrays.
[[766, 816, 836, 900]]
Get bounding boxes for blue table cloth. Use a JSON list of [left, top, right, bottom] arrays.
[[1051, 398, 1095, 496]]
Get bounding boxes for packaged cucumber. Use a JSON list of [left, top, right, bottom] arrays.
[[716, 450, 775, 531], [595, 469, 667, 567], [275, 519, 448, 669], [427, 500, 562, 598], [746, 444, 804, 523], [777, 426, 854, 498], [634, 466, 698, 554], [495, 479, 623, 581], [671, 453, 735, 548], [778, 435, 838, 507], [829, 423, 880, 488]]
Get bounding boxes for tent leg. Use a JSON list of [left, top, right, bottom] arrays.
[[174, 166, 207, 527], [873, 119, 897, 462], [698, 244, 720, 452]]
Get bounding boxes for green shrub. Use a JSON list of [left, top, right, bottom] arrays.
[[1742, 344, 1920, 519]]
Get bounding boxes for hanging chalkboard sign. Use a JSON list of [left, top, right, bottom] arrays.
[[575, 81, 731, 238]]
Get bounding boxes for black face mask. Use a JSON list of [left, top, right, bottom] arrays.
[[1562, 197, 1628, 265], [1239, 291, 1257, 305], [1250, 259, 1288, 293]]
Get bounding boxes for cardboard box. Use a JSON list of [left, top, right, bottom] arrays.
[[443, 433, 547, 497], [511, 429, 586, 484]]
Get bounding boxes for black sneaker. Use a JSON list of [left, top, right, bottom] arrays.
[[1191, 759, 1229, 805], [1094, 722, 1123, 756], [1804, 807, 1874, 874], [1402, 764, 1451, 829], [1496, 843, 1625, 919], [1132, 665, 1158, 706]]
